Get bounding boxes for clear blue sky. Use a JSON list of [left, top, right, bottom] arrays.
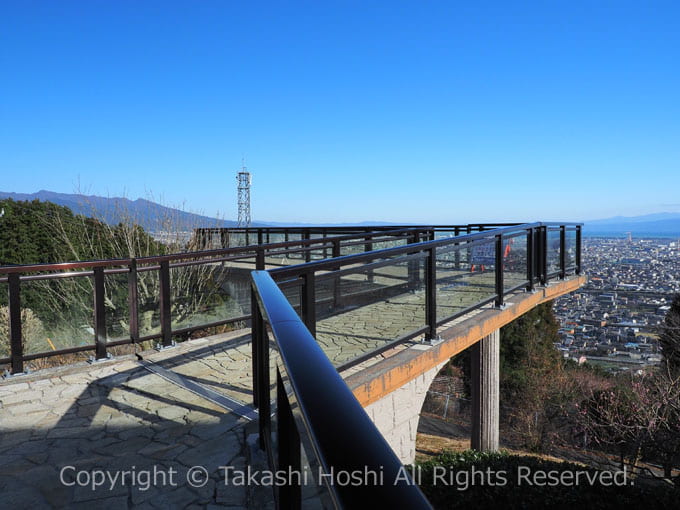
[[2, 1, 679, 224]]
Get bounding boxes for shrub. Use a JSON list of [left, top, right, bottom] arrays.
[[0, 306, 46, 357], [413, 450, 678, 509]]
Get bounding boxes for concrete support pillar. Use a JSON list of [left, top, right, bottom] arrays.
[[363, 361, 447, 464], [471, 329, 500, 451]]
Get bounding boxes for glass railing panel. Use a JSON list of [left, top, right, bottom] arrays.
[[169, 262, 246, 332], [300, 433, 334, 509], [309, 247, 327, 261], [20, 274, 95, 354], [436, 240, 496, 322], [503, 233, 528, 292], [434, 230, 456, 240], [370, 237, 407, 251], [339, 240, 366, 257], [313, 254, 426, 366], [264, 232, 286, 245], [104, 271, 130, 343], [281, 282, 302, 318], [267, 336, 280, 472], [547, 228, 561, 275], [566, 229, 577, 270], [227, 232, 248, 248], [136, 268, 161, 338]]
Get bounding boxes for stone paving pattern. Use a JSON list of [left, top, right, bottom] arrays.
[[0, 331, 258, 509]]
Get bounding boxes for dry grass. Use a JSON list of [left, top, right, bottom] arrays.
[[415, 432, 577, 465]]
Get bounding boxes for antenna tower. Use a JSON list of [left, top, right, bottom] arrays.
[[236, 160, 251, 228]]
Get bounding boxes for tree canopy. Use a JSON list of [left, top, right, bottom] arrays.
[[659, 294, 680, 376]]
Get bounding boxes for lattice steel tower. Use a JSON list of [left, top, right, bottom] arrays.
[[236, 160, 251, 228]]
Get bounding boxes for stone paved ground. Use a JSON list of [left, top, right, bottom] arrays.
[[0, 330, 261, 509], [315, 268, 526, 367], [0, 268, 527, 508]]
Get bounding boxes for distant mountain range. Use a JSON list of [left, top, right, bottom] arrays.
[[585, 212, 680, 236], [2, 190, 680, 236], [0, 190, 244, 231]]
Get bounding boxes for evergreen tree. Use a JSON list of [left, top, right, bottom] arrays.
[[659, 294, 680, 376], [499, 301, 562, 398]]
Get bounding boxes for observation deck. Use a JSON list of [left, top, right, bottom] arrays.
[[0, 223, 584, 508]]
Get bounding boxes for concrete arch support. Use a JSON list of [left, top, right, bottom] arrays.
[[471, 329, 500, 451], [362, 360, 447, 464]]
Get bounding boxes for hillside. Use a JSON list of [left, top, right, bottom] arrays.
[[0, 190, 244, 231]]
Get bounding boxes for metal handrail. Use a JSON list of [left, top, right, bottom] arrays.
[[260, 222, 582, 370], [251, 270, 432, 509]]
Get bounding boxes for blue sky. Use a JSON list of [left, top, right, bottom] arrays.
[[2, 1, 679, 224]]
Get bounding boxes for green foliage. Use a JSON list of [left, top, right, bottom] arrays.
[[660, 294, 680, 376], [500, 301, 562, 397], [0, 199, 76, 266], [0, 198, 166, 267], [414, 449, 679, 509]]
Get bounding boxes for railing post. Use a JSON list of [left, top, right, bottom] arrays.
[[8, 273, 24, 375], [407, 232, 420, 289], [303, 231, 311, 263], [332, 239, 341, 308], [258, 229, 263, 246], [128, 259, 139, 343], [559, 225, 566, 279], [495, 234, 504, 308], [256, 248, 265, 271], [576, 225, 582, 275], [301, 271, 316, 337], [364, 235, 374, 282], [159, 260, 173, 348], [425, 247, 438, 341], [277, 371, 301, 508], [93, 267, 108, 360], [526, 229, 535, 292]]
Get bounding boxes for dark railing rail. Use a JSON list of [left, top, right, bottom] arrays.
[[251, 270, 432, 509], [264, 222, 582, 371], [0, 227, 440, 373]]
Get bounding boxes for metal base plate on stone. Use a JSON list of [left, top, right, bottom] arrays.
[[2, 368, 30, 378], [421, 335, 443, 346], [87, 353, 113, 364], [155, 340, 177, 351]]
